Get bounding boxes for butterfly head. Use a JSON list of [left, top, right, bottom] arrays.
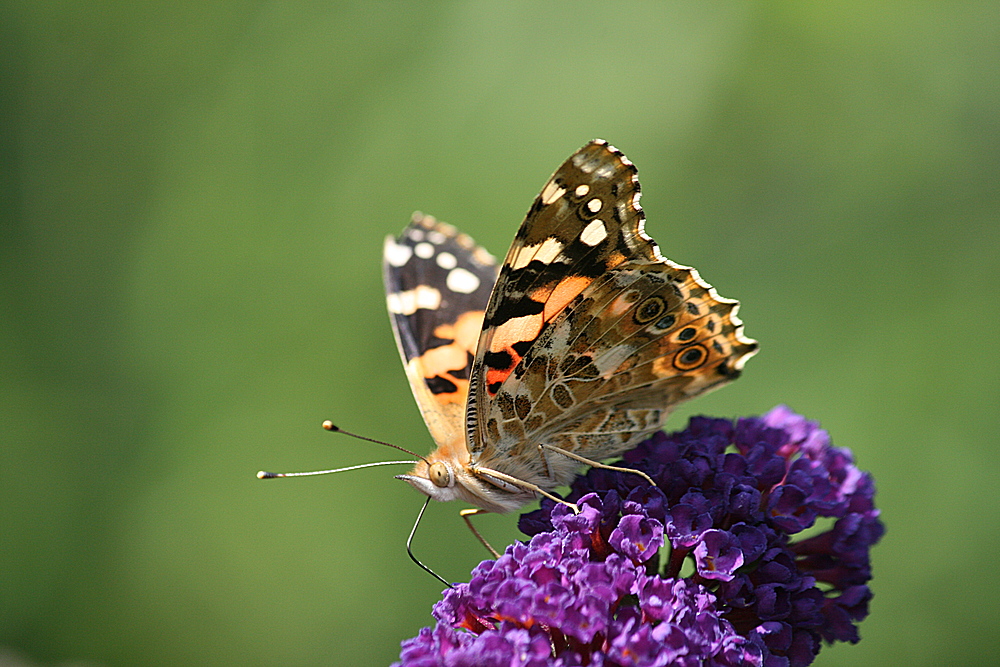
[[395, 447, 463, 500], [396, 449, 532, 514]]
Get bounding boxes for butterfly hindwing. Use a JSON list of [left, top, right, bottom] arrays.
[[487, 262, 757, 476], [384, 213, 497, 448]]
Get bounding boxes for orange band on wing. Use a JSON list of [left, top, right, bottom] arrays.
[[414, 310, 486, 405], [543, 275, 592, 320], [433, 310, 485, 354]]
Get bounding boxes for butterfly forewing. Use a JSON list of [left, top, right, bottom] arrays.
[[384, 213, 498, 448]]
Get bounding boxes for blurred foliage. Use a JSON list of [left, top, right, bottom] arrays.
[[2, 3, 998, 666]]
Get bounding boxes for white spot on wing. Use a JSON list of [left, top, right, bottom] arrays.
[[408, 228, 425, 241], [384, 240, 413, 267], [436, 251, 457, 269], [580, 219, 608, 246], [446, 268, 480, 294], [575, 184, 590, 197], [535, 237, 564, 264], [540, 179, 567, 205], [587, 198, 602, 213], [617, 202, 629, 222], [594, 163, 615, 179], [510, 237, 564, 270], [573, 153, 595, 173], [414, 242, 435, 259], [387, 285, 442, 315], [511, 247, 533, 270], [415, 285, 442, 310], [427, 230, 446, 245], [386, 292, 409, 315]]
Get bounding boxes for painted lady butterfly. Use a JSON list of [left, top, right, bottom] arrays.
[[383, 140, 757, 519]]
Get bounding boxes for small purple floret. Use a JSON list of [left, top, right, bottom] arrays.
[[394, 406, 882, 667]]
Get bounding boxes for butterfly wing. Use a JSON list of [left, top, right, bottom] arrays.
[[466, 140, 757, 485], [384, 213, 498, 448]]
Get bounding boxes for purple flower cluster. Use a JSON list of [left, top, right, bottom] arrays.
[[397, 500, 761, 667], [395, 407, 883, 667]]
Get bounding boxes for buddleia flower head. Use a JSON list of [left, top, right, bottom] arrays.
[[395, 406, 883, 667]]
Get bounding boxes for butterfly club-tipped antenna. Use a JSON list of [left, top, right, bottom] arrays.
[[256, 421, 424, 479]]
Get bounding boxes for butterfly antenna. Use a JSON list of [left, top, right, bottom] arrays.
[[322, 421, 429, 464], [407, 496, 453, 589], [256, 460, 415, 479], [256, 421, 425, 479]]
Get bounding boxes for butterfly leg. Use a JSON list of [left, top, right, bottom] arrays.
[[460, 508, 500, 558], [535, 444, 554, 480], [472, 465, 580, 514], [540, 444, 656, 488], [407, 496, 453, 588]]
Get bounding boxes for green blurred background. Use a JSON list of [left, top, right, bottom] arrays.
[[2, 3, 997, 666]]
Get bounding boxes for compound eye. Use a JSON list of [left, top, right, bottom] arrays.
[[428, 462, 453, 488]]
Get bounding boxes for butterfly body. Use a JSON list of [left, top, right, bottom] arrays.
[[385, 140, 757, 515]]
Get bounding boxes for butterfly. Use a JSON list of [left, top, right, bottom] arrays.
[[383, 140, 758, 524]]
